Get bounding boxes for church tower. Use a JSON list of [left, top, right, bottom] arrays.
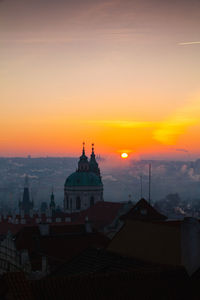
[[19, 175, 34, 216], [89, 144, 101, 177], [78, 142, 90, 172], [49, 189, 56, 215], [64, 143, 103, 212]]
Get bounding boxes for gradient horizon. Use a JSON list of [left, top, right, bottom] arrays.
[[1, 0, 200, 159]]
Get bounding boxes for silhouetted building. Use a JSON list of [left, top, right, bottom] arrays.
[[64, 143, 103, 212], [49, 190, 56, 215], [19, 176, 33, 216], [108, 199, 200, 275], [120, 198, 167, 222], [40, 202, 48, 213]]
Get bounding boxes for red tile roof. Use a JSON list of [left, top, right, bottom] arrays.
[[15, 224, 110, 271], [0, 222, 24, 236], [120, 198, 167, 222], [1, 272, 34, 300], [75, 201, 124, 230]]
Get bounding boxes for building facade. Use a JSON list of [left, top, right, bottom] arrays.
[[64, 144, 103, 212]]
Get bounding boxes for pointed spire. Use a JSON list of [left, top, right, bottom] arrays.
[[82, 141, 85, 155], [91, 143, 95, 159], [80, 142, 87, 160], [21, 175, 32, 215], [50, 188, 55, 210], [90, 143, 95, 158], [89, 143, 101, 177], [51, 190, 54, 202], [24, 175, 29, 188], [78, 142, 89, 171]]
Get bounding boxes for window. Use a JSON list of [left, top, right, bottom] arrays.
[[66, 197, 69, 209], [76, 196, 81, 210], [90, 196, 94, 207], [140, 209, 147, 215]]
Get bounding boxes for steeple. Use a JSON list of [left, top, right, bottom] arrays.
[[24, 175, 29, 188], [50, 187, 56, 211], [91, 143, 95, 159], [19, 175, 34, 215], [89, 143, 100, 177], [78, 142, 89, 171], [82, 142, 86, 157], [22, 175, 30, 205]]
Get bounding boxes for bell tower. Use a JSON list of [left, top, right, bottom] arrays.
[[78, 142, 89, 172]]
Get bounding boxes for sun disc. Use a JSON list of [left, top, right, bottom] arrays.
[[121, 152, 128, 159]]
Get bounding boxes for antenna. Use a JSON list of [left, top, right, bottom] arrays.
[[149, 163, 151, 204], [140, 175, 143, 199]]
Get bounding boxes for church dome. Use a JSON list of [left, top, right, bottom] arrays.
[[65, 171, 102, 187]]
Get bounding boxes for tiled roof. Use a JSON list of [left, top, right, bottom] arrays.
[[1, 272, 34, 300], [120, 198, 167, 221], [0, 222, 24, 236], [50, 247, 188, 279], [75, 201, 124, 230], [15, 224, 109, 271], [0, 270, 194, 300]]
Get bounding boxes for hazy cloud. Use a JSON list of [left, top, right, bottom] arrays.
[[153, 95, 200, 145], [176, 148, 188, 153], [178, 41, 200, 46], [102, 175, 118, 182], [88, 120, 156, 128]]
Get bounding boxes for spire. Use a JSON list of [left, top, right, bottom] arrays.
[[89, 143, 101, 177], [50, 188, 55, 210], [20, 175, 33, 215], [79, 142, 88, 161], [91, 143, 95, 157], [82, 142, 85, 156], [24, 175, 29, 188], [51, 190, 54, 202], [78, 142, 89, 171]]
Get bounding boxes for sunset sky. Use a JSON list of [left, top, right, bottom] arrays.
[[1, 0, 200, 159]]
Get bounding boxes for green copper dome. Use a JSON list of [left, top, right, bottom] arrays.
[[65, 171, 102, 187]]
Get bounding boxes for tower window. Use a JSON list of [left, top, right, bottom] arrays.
[[66, 198, 69, 209]]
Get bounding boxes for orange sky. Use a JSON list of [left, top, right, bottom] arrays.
[[0, 0, 200, 159]]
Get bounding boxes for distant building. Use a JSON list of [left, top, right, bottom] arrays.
[[49, 190, 56, 215], [120, 198, 167, 222], [19, 176, 33, 216], [64, 144, 103, 212], [40, 202, 48, 213]]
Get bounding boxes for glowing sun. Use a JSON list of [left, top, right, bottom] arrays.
[[121, 152, 128, 159]]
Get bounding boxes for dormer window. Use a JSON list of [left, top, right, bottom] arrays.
[[140, 209, 147, 215]]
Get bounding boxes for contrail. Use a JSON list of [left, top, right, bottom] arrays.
[[178, 41, 200, 46]]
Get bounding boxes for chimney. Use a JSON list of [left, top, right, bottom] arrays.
[[21, 249, 29, 265], [85, 216, 92, 233], [42, 256, 48, 274], [181, 217, 200, 275]]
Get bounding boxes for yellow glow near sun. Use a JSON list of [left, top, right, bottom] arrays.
[[121, 152, 128, 159]]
